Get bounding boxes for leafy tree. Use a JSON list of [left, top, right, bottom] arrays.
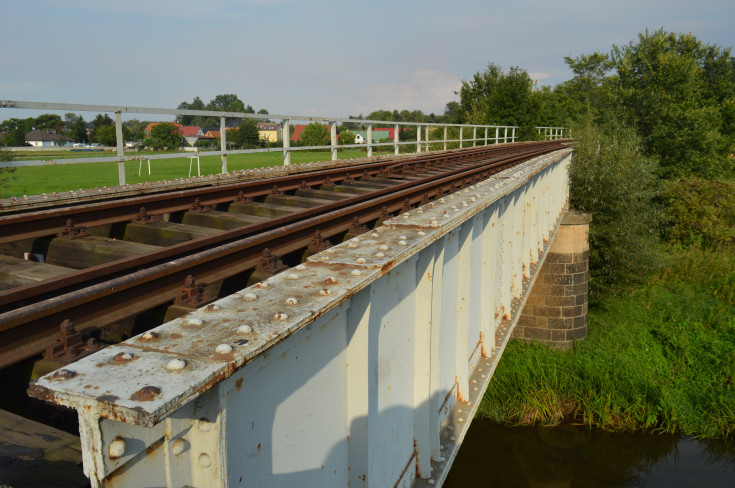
[[64, 113, 87, 143], [611, 29, 735, 177], [443, 101, 463, 124], [232, 119, 260, 148], [338, 130, 356, 145], [95, 125, 131, 146], [33, 114, 64, 132], [150, 122, 183, 149], [177, 96, 205, 125], [0, 147, 15, 191], [300, 123, 330, 147], [89, 114, 114, 142], [257, 109, 269, 115], [124, 119, 148, 141], [458, 64, 543, 139], [0, 118, 33, 146]]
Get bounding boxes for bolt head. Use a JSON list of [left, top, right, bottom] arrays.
[[243, 292, 258, 302], [108, 437, 126, 459], [215, 344, 233, 354], [187, 318, 204, 326], [237, 325, 253, 334], [285, 297, 298, 305], [166, 359, 187, 372]]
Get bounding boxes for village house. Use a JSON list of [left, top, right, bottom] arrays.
[[257, 123, 281, 143], [24, 129, 69, 147]]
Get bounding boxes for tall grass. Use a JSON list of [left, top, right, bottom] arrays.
[[478, 245, 735, 438]]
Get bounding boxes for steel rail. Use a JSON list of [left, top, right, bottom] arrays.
[[0, 142, 547, 245], [0, 144, 563, 369]]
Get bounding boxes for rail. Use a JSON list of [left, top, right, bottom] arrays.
[[29, 148, 572, 487], [0, 99, 570, 185]]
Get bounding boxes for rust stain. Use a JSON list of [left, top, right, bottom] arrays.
[[235, 378, 243, 391], [169, 333, 183, 339], [96, 394, 120, 403]]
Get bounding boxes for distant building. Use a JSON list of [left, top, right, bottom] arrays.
[[24, 130, 69, 147], [354, 130, 391, 144], [290, 124, 332, 142], [257, 123, 282, 143], [181, 126, 202, 146], [144, 122, 183, 137]]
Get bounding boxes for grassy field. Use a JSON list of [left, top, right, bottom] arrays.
[[478, 245, 735, 438], [1, 149, 389, 198]]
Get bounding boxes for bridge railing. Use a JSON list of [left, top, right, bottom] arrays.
[[0, 99, 570, 186], [30, 148, 572, 487]]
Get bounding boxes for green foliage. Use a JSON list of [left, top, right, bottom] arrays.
[[33, 114, 64, 132], [0, 147, 16, 189], [458, 63, 543, 140], [64, 113, 87, 143], [93, 125, 131, 147], [612, 29, 735, 178], [0, 117, 34, 146], [300, 123, 330, 147], [478, 245, 735, 437], [338, 130, 355, 146], [231, 119, 260, 148], [177, 94, 264, 127], [662, 177, 735, 249], [149, 122, 182, 149], [569, 117, 663, 296]]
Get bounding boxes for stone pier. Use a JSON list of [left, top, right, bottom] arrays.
[[513, 210, 592, 349]]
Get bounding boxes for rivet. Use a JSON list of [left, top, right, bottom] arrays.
[[320, 255, 330, 261], [458, 417, 465, 422], [440, 456, 446, 462], [323, 277, 338, 284], [375, 252, 385, 257], [398, 240, 407, 246], [113, 352, 134, 363], [285, 297, 298, 305], [398, 235, 407, 240], [473, 387, 479, 391], [481, 374, 486, 378], [428, 480, 435, 485], [166, 359, 187, 372], [356, 258, 366, 264], [417, 209, 424, 214], [130, 386, 161, 401], [351, 269, 362, 276], [462, 202, 469, 207], [274, 312, 289, 320], [454, 208, 460, 212], [108, 437, 126, 459], [198, 418, 211, 431], [418, 231, 426, 236], [370, 232, 379, 237], [450, 435, 456, 441], [350, 238, 360, 243], [255, 281, 268, 288], [378, 244, 388, 251], [172, 438, 186, 456], [295, 264, 306, 271], [348, 242, 358, 248], [451, 206, 457, 210], [403, 215, 410, 219], [243, 292, 258, 301], [287, 273, 299, 280], [237, 325, 253, 334], [49, 369, 76, 381], [472, 379, 477, 384], [430, 220, 439, 226], [187, 318, 204, 326], [319, 289, 330, 296], [198, 453, 212, 468], [205, 304, 220, 312], [215, 344, 233, 354]]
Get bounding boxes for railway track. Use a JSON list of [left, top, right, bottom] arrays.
[[0, 141, 567, 376]]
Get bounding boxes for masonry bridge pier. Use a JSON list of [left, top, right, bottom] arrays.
[[30, 148, 583, 487]]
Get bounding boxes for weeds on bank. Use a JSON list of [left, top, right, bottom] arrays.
[[478, 245, 735, 438]]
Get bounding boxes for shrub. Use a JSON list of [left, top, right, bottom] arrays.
[[568, 117, 664, 297]]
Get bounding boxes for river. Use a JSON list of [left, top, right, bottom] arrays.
[[446, 420, 735, 487]]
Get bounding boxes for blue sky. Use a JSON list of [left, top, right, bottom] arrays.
[[2, 0, 734, 122]]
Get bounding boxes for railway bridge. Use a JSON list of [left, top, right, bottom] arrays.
[[0, 101, 580, 487]]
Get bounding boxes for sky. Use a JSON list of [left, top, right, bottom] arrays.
[[2, 0, 734, 123]]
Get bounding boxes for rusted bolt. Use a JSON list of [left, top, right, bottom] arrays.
[[418, 231, 426, 236], [205, 304, 220, 312], [130, 386, 161, 401], [450, 435, 457, 441], [172, 438, 186, 456], [113, 352, 134, 363], [285, 297, 298, 305], [108, 437, 126, 459], [274, 312, 289, 320], [458, 417, 465, 422], [351, 269, 362, 276], [140, 331, 159, 342], [378, 244, 388, 251], [320, 255, 330, 261], [295, 264, 307, 271], [398, 240, 407, 246], [187, 317, 204, 326], [319, 289, 330, 296], [243, 292, 258, 301], [356, 258, 366, 264], [323, 277, 338, 284], [166, 359, 187, 372], [375, 252, 385, 258], [215, 344, 233, 354], [49, 369, 77, 381], [237, 325, 253, 334], [255, 281, 269, 288], [370, 232, 379, 238], [287, 273, 299, 280]]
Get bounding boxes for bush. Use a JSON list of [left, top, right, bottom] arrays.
[[663, 177, 735, 249], [0, 147, 16, 189], [569, 117, 664, 297]]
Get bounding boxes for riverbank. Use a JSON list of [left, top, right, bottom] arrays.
[[478, 244, 735, 438]]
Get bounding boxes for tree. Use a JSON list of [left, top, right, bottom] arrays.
[[458, 64, 543, 139], [232, 119, 260, 148], [150, 122, 183, 149], [339, 130, 356, 146], [300, 123, 330, 147], [95, 125, 131, 146], [177, 96, 205, 125], [0, 147, 15, 192], [0, 118, 33, 146], [124, 119, 148, 141], [89, 114, 114, 142], [443, 101, 463, 124], [33, 114, 64, 132], [611, 29, 735, 177], [64, 113, 87, 143]]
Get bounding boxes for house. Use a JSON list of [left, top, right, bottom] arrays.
[[290, 124, 332, 142], [24, 130, 69, 147], [354, 130, 391, 144], [144, 122, 183, 137], [257, 123, 281, 143], [181, 126, 202, 146]]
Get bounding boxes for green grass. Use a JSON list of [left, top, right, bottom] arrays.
[[478, 245, 735, 438], [0, 149, 390, 198]]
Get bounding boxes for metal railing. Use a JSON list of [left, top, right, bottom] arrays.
[[29, 149, 572, 487], [0, 100, 570, 185]]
